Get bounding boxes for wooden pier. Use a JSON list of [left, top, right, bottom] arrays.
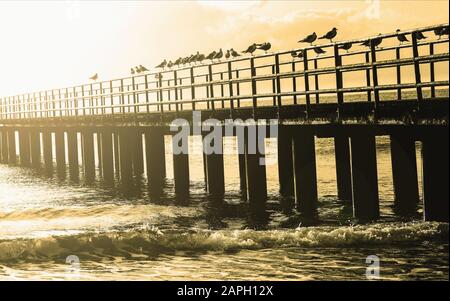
[[0, 24, 448, 222]]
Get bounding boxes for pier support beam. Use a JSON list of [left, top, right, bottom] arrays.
[[145, 128, 166, 187], [131, 129, 144, 176], [334, 135, 352, 201], [67, 130, 79, 179], [278, 126, 294, 197], [118, 128, 133, 185], [1, 130, 9, 163], [101, 130, 115, 184], [113, 132, 120, 176], [82, 130, 95, 180], [292, 130, 318, 215], [422, 129, 449, 222], [203, 134, 225, 198], [42, 130, 53, 171], [7, 129, 16, 165], [244, 129, 267, 212], [390, 133, 420, 216], [55, 130, 66, 175], [172, 134, 190, 196], [237, 133, 247, 195], [30, 129, 41, 168], [19, 129, 30, 166], [350, 133, 379, 221]]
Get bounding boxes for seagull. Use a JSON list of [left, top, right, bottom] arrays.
[[167, 60, 174, 69], [155, 59, 167, 69], [130, 68, 135, 75], [206, 51, 217, 61], [436, 26, 449, 39], [139, 65, 149, 72], [319, 28, 337, 43], [230, 48, 241, 57], [290, 50, 298, 59], [89, 73, 98, 81], [360, 39, 371, 47], [313, 46, 326, 55], [415, 31, 427, 40], [242, 43, 258, 56], [298, 32, 317, 45], [196, 53, 206, 64], [396, 29, 409, 44], [296, 50, 304, 59], [189, 52, 200, 65], [135, 66, 142, 73], [338, 42, 353, 52], [225, 49, 231, 59], [174, 57, 182, 67], [361, 34, 382, 48], [214, 48, 223, 61], [257, 42, 271, 53], [441, 26, 449, 37]]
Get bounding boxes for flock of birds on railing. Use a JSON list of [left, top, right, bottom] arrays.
[[88, 26, 449, 82]]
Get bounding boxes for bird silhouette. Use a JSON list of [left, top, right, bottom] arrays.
[[296, 50, 304, 59], [361, 34, 383, 48], [360, 39, 371, 47], [174, 57, 182, 67], [338, 42, 353, 52], [155, 59, 167, 69], [190, 52, 200, 65], [313, 46, 326, 55], [197, 53, 206, 64], [167, 60, 174, 69], [435, 26, 449, 39], [257, 42, 271, 53], [290, 50, 298, 59], [242, 43, 258, 56], [135, 66, 142, 73], [139, 65, 149, 72], [214, 49, 224, 61], [206, 51, 217, 61], [230, 48, 241, 57], [89, 73, 98, 81], [396, 29, 409, 44], [225, 50, 231, 59], [319, 28, 337, 43], [415, 31, 427, 40], [298, 32, 317, 45], [441, 26, 449, 37], [130, 68, 135, 75]]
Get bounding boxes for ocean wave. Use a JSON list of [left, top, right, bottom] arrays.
[[0, 222, 447, 262]]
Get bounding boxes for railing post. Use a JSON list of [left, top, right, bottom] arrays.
[[274, 54, 282, 118], [235, 70, 240, 108], [220, 72, 225, 108], [365, 52, 372, 102], [303, 50, 311, 116], [313, 58, 320, 103], [292, 61, 297, 105], [109, 81, 114, 116], [334, 44, 344, 115], [144, 75, 149, 114], [99, 82, 104, 115], [370, 40, 380, 108], [271, 65, 276, 106], [131, 77, 137, 115], [173, 70, 179, 112], [429, 42, 436, 98], [120, 79, 125, 115], [190, 67, 196, 111], [250, 57, 257, 119], [208, 65, 215, 111], [227, 62, 234, 118], [396, 47, 402, 100], [411, 31, 423, 104]]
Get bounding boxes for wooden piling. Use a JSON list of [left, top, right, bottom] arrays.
[[19, 128, 31, 166], [101, 129, 115, 184], [118, 128, 133, 185], [334, 135, 352, 201], [55, 130, 66, 175], [7, 129, 16, 165], [292, 129, 318, 215], [82, 129, 96, 180], [172, 134, 190, 196], [390, 133, 420, 216], [42, 130, 53, 171], [422, 129, 449, 222], [29, 129, 41, 168], [67, 130, 79, 179], [144, 127, 166, 187], [277, 126, 294, 197], [349, 133, 379, 220], [1, 130, 8, 163], [203, 133, 225, 198], [131, 129, 144, 176]]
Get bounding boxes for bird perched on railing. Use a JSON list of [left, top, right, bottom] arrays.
[[135, 66, 142, 73], [230, 48, 241, 57], [155, 59, 167, 69], [313, 46, 326, 56], [361, 34, 383, 48], [242, 43, 258, 56], [174, 57, 182, 67], [298, 32, 317, 45], [290, 50, 304, 60], [89, 73, 98, 81], [319, 28, 337, 43], [435, 26, 449, 39], [396, 29, 409, 44], [415, 31, 427, 40], [130, 68, 136, 75], [139, 65, 149, 72], [338, 42, 353, 52], [196, 53, 206, 64], [214, 49, 224, 61], [225, 50, 231, 59], [167, 60, 174, 69], [257, 42, 271, 53], [189, 52, 199, 65], [206, 51, 217, 62]]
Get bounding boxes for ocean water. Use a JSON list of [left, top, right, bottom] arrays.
[[0, 135, 448, 281]]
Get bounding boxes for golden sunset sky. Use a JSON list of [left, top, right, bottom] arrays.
[[0, 0, 448, 96]]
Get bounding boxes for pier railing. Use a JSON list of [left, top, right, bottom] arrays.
[[0, 24, 448, 121]]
